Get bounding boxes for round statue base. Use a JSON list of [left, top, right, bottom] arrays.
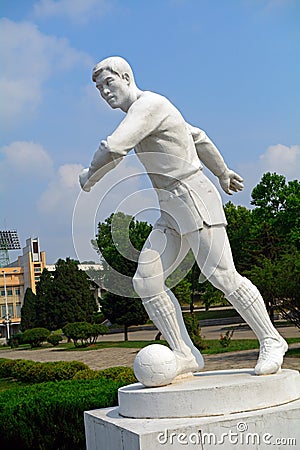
[[118, 368, 300, 419]]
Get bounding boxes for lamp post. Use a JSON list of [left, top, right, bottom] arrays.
[[2, 271, 11, 342]]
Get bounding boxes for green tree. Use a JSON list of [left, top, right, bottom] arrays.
[[245, 257, 278, 322], [100, 292, 148, 341], [251, 173, 300, 258], [94, 212, 152, 287], [35, 268, 54, 329], [49, 258, 99, 330], [224, 201, 253, 271], [251, 172, 287, 219], [22, 259, 99, 331], [276, 248, 300, 328], [248, 173, 300, 323], [199, 280, 225, 311], [94, 213, 152, 339], [20, 288, 38, 331]]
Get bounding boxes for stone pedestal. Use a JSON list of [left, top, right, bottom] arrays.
[[84, 369, 300, 450]]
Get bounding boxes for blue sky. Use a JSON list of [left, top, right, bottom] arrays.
[[1, 0, 299, 264]]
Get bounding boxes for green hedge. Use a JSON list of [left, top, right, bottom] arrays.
[[0, 359, 137, 449], [0, 359, 88, 383], [0, 378, 123, 450], [73, 365, 137, 384]]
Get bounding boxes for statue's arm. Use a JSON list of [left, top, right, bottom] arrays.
[[188, 124, 244, 195], [79, 96, 162, 192], [79, 140, 123, 192]]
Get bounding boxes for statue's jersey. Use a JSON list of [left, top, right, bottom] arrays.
[[106, 91, 227, 233]]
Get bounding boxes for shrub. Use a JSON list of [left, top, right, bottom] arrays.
[[22, 328, 50, 348], [88, 323, 109, 344], [63, 322, 92, 347], [184, 314, 209, 350], [72, 366, 137, 384], [0, 378, 124, 450], [219, 329, 234, 347], [10, 359, 37, 381], [72, 368, 100, 380], [99, 366, 137, 384], [0, 358, 18, 378], [63, 322, 108, 347], [8, 333, 23, 348], [0, 358, 88, 383], [47, 334, 63, 346]]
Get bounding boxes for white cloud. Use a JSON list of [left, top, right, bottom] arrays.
[[38, 163, 83, 213], [0, 140, 54, 178], [0, 18, 92, 127], [259, 144, 300, 178], [33, 0, 111, 24], [232, 143, 300, 207]]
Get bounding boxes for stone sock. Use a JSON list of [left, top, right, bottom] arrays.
[[142, 292, 204, 374], [226, 277, 282, 343], [226, 277, 287, 374]]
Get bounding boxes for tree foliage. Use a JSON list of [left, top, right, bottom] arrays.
[[21, 328, 50, 348], [100, 292, 148, 341], [21, 259, 99, 331], [95, 213, 152, 340], [241, 173, 299, 325], [20, 288, 38, 331], [63, 322, 109, 347], [92, 173, 300, 329]]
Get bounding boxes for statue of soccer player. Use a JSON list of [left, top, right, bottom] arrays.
[[80, 56, 287, 377]]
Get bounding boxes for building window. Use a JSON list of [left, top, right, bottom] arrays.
[[1, 305, 13, 318], [15, 288, 21, 295], [35, 276, 40, 282], [16, 303, 21, 318], [2, 289, 14, 296], [34, 268, 41, 273]]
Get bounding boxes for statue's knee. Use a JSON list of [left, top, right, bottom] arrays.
[[210, 269, 242, 294], [132, 272, 144, 296], [133, 249, 164, 298]]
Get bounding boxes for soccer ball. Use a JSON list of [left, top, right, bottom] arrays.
[[133, 344, 177, 387]]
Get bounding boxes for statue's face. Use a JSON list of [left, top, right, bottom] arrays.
[[95, 69, 130, 110]]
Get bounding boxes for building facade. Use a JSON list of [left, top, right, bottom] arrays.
[[0, 237, 102, 340]]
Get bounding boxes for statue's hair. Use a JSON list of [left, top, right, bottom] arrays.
[[92, 56, 135, 82]]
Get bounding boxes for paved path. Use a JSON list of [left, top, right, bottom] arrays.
[[0, 344, 299, 372], [0, 323, 299, 373]]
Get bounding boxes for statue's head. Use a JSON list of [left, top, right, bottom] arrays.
[[92, 56, 137, 112], [92, 56, 134, 83]]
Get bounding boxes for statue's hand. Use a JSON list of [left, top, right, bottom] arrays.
[[219, 169, 244, 195], [79, 168, 92, 192], [100, 139, 109, 150]]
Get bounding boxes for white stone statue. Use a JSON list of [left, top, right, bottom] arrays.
[[79, 56, 287, 378]]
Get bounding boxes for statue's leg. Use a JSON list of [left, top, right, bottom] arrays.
[[133, 228, 204, 376], [186, 225, 287, 375]]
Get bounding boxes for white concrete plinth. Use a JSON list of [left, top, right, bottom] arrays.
[[119, 368, 300, 418], [84, 369, 300, 450]]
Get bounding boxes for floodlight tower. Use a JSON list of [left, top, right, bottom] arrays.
[[0, 230, 21, 267]]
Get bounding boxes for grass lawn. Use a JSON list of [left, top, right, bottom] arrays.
[[286, 347, 300, 358], [192, 308, 240, 320]]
